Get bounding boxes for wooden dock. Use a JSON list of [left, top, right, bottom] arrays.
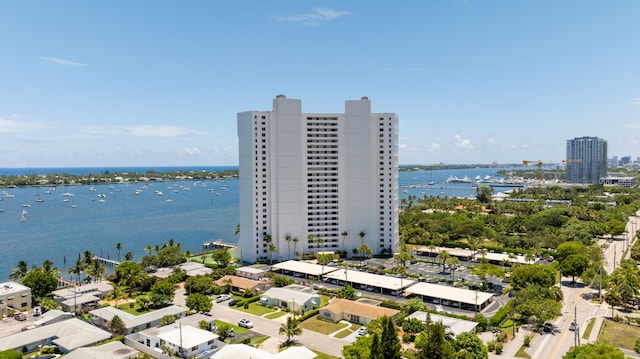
[[93, 256, 120, 266]]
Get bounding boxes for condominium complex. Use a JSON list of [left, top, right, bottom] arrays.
[[237, 96, 398, 263], [566, 136, 608, 184]]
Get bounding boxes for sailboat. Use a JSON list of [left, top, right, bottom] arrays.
[[20, 208, 27, 222]]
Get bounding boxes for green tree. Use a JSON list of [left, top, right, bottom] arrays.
[[476, 185, 493, 203], [559, 254, 590, 283], [416, 314, 455, 359], [337, 284, 356, 300], [342, 335, 373, 359], [453, 332, 488, 359], [216, 323, 233, 341], [357, 243, 373, 258], [437, 250, 451, 273], [87, 258, 105, 282], [279, 316, 302, 344], [115, 261, 147, 294], [400, 297, 428, 320], [21, 267, 57, 299], [124, 251, 135, 261], [0, 349, 23, 359], [402, 317, 426, 341], [136, 295, 152, 311], [185, 275, 215, 295], [116, 242, 122, 262], [109, 314, 125, 334], [186, 293, 213, 313], [150, 280, 175, 306], [563, 342, 625, 359], [211, 249, 232, 267], [159, 314, 177, 326], [67, 257, 84, 285], [370, 332, 384, 359], [510, 264, 556, 289], [268, 243, 277, 264], [380, 315, 402, 359]]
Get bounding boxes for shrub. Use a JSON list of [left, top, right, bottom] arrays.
[[490, 300, 512, 326], [496, 331, 507, 343], [635, 338, 640, 353], [244, 302, 249, 309], [298, 309, 319, 322], [487, 340, 495, 352], [402, 334, 413, 343], [495, 342, 503, 354], [524, 334, 531, 347]]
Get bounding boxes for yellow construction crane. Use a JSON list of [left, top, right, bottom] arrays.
[[522, 160, 543, 188]]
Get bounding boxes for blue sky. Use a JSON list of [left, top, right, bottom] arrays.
[[1, 1, 639, 167]]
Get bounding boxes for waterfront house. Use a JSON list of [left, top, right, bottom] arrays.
[[51, 281, 113, 312]]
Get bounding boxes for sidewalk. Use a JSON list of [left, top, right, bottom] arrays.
[[484, 326, 528, 359]]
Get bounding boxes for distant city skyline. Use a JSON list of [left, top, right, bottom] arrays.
[[1, 1, 639, 167]]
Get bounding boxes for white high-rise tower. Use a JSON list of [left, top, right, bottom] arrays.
[[237, 96, 398, 263]]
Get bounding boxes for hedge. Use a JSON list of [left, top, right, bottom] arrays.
[[490, 299, 513, 326], [235, 295, 261, 307], [298, 308, 319, 322]]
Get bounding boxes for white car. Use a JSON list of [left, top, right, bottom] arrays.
[[238, 318, 254, 329], [216, 294, 231, 303], [357, 327, 367, 336]]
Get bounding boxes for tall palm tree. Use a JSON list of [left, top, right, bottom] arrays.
[[285, 235, 292, 259], [293, 237, 299, 259], [315, 236, 323, 256], [115, 242, 122, 262], [124, 251, 135, 261], [307, 234, 314, 254], [144, 244, 153, 255], [268, 243, 277, 265], [279, 316, 302, 344], [9, 260, 28, 280], [341, 231, 348, 253], [359, 231, 366, 244], [317, 253, 330, 282], [88, 258, 105, 282], [437, 250, 450, 274], [235, 223, 240, 238], [42, 260, 60, 276], [68, 258, 84, 285]]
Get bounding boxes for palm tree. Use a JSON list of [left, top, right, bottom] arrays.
[[88, 258, 105, 282], [293, 237, 299, 259], [307, 234, 314, 254], [68, 258, 84, 285], [115, 242, 122, 262], [285, 235, 292, 259], [525, 252, 535, 264], [124, 252, 134, 261], [41, 260, 60, 276], [437, 250, 450, 273], [9, 260, 28, 280], [446, 257, 460, 284], [317, 253, 331, 282], [144, 244, 153, 255], [267, 243, 277, 264], [279, 316, 302, 344], [235, 223, 240, 238], [315, 236, 323, 256], [107, 284, 129, 306], [83, 250, 93, 267], [341, 231, 348, 253], [359, 231, 366, 244]]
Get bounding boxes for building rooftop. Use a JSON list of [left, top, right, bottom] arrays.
[[272, 260, 339, 276], [64, 341, 139, 359], [261, 285, 319, 304], [157, 324, 217, 349], [236, 266, 267, 274], [51, 282, 113, 299], [90, 305, 187, 330], [0, 318, 111, 353], [322, 298, 398, 318], [0, 281, 30, 295], [404, 282, 493, 306], [323, 269, 416, 291]]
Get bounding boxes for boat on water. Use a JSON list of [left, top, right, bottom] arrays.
[[36, 199, 44, 203], [98, 199, 106, 203], [445, 175, 472, 184], [22, 204, 31, 208], [428, 181, 435, 185], [20, 209, 27, 222]]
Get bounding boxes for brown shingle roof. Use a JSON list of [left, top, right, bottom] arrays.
[[322, 298, 399, 319], [215, 275, 269, 290]]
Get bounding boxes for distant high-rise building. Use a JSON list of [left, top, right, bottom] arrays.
[[620, 156, 631, 166], [566, 136, 607, 184], [236, 96, 399, 263]]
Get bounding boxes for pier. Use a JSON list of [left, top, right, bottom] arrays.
[[93, 256, 120, 267], [202, 239, 237, 251]]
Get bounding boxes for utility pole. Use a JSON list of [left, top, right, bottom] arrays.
[[574, 306, 580, 347], [599, 264, 602, 303]]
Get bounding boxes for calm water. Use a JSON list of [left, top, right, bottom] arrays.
[[0, 166, 519, 280]]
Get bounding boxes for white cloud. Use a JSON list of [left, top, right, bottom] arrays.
[[487, 137, 496, 144], [276, 7, 351, 26], [628, 97, 640, 105], [454, 135, 474, 150], [0, 117, 47, 133], [40, 56, 88, 68], [79, 125, 206, 137], [178, 147, 201, 155]]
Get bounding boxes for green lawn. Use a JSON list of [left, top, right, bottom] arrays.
[[311, 350, 341, 359], [250, 335, 271, 347], [515, 345, 531, 358], [234, 301, 280, 316], [334, 324, 362, 338], [582, 318, 596, 340], [264, 310, 287, 319], [299, 316, 349, 335], [116, 301, 154, 316], [214, 319, 252, 334], [597, 319, 640, 350]]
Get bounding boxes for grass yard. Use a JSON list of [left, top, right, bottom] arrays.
[[264, 310, 287, 319], [597, 319, 640, 350], [116, 301, 154, 316], [582, 318, 596, 340], [214, 319, 252, 334], [515, 345, 531, 358], [234, 301, 280, 316], [251, 335, 271, 347], [334, 324, 362, 338], [320, 295, 330, 306], [299, 316, 349, 335]]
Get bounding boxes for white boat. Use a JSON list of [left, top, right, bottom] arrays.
[[20, 209, 27, 222], [62, 192, 74, 197], [155, 191, 163, 196], [71, 204, 78, 208], [22, 204, 31, 208], [36, 199, 44, 203], [98, 199, 106, 203], [445, 175, 472, 184], [166, 199, 173, 203], [63, 198, 69, 202]]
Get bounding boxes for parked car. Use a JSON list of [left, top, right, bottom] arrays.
[[228, 299, 240, 306], [238, 318, 254, 329], [14, 312, 26, 321], [357, 327, 367, 336], [543, 322, 554, 333], [569, 321, 578, 331], [216, 294, 231, 303]]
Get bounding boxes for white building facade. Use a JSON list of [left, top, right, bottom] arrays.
[[237, 96, 399, 263]]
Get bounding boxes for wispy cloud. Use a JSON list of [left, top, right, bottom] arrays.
[[629, 97, 640, 105], [79, 125, 206, 137], [178, 147, 201, 155], [40, 56, 88, 68], [487, 137, 496, 145], [275, 7, 351, 26], [0, 116, 47, 133], [454, 135, 474, 150]]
